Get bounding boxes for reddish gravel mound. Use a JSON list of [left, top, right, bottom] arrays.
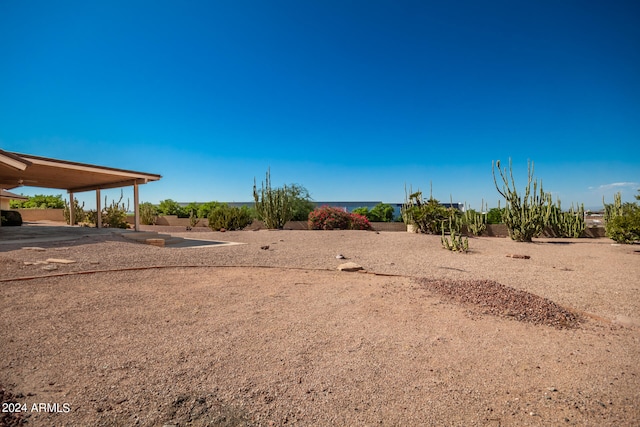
[[417, 278, 581, 328]]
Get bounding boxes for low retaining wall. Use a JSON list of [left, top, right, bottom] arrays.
[[127, 215, 607, 237], [17, 208, 65, 222]]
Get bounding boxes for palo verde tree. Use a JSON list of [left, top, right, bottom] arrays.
[[492, 159, 552, 242]]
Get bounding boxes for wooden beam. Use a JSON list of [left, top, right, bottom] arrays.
[[68, 178, 149, 194], [133, 182, 140, 231], [96, 189, 102, 228], [69, 192, 75, 226]]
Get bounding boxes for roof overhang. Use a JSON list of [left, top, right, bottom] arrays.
[[0, 149, 161, 193], [0, 189, 28, 201]]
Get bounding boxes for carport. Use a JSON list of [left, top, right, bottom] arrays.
[[0, 149, 161, 231]]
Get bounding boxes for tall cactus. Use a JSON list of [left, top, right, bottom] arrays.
[[253, 169, 292, 229], [492, 159, 552, 242], [603, 192, 623, 224], [549, 199, 585, 238], [462, 200, 487, 236]]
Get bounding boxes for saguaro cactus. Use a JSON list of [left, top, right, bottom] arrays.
[[492, 159, 552, 242], [253, 169, 292, 229]]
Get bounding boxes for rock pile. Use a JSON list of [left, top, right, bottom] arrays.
[[417, 278, 580, 329]]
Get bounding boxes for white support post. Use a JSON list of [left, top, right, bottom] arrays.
[[96, 189, 102, 228], [133, 182, 140, 231], [69, 192, 75, 226]]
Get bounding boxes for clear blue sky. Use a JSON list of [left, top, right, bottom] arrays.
[[1, 0, 638, 211]]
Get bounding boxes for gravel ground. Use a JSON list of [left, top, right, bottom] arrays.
[[1, 227, 639, 426]]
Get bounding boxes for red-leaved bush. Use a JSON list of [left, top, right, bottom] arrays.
[[308, 206, 372, 230]]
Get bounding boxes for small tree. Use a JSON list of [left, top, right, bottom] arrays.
[[492, 159, 552, 242], [288, 184, 315, 221], [253, 169, 293, 229]]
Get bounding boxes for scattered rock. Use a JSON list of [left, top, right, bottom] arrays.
[[42, 265, 58, 271], [336, 254, 345, 259], [22, 246, 46, 251], [337, 262, 364, 272], [506, 254, 530, 259], [261, 245, 270, 250], [45, 258, 77, 264]]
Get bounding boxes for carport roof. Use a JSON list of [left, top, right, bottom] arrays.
[[0, 149, 161, 193]]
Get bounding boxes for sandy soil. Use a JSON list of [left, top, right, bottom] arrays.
[[1, 228, 639, 426]]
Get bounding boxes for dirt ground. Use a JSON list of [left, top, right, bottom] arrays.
[[1, 228, 639, 426]]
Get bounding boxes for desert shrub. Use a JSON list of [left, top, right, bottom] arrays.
[[63, 198, 86, 225], [606, 206, 640, 244], [349, 213, 373, 230], [308, 206, 372, 230], [604, 191, 640, 244], [158, 199, 185, 217], [207, 204, 253, 231], [140, 202, 158, 225], [354, 203, 396, 222], [308, 206, 351, 230], [486, 207, 504, 224], [10, 194, 65, 209], [196, 201, 222, 219], [402, 191, 451, 234], [370, 203, 395, 222], [101, 192, 129, 228]]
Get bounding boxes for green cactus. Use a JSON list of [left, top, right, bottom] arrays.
[[441, 216, 469, 252], [603, 192, 623, 224], [548, 199, 585, 238], [462, 200, 487, 236], [492, 159, 552, 242], [253, 169, 293, 229]]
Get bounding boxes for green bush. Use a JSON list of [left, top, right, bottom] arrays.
[[207, 204, 253, 231], [486, 207, 504, 224], [402, 191, 451, 234], [354, 203, 396, 222], [10, 194, 66, 209], [604, 191, 640, 244], [158, 199, 186, 217], [140, 202, 158, 225]]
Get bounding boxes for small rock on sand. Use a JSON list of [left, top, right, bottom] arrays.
[[337, 262, 364, 272], [45, 258, 77, 264]]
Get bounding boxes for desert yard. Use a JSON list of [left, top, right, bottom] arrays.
[[1, 227, 639, 426]]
